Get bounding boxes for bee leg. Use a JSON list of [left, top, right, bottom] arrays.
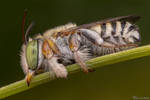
[[78, 29, 138, 49], [69, 34, 89, 73], [77, 29, 114, 52], [47, 56, 68, 78], [77, 29, 117, 48], [73, 51, 89, 73], [42, 40, 67, 78], [77, 29, 104, 46]]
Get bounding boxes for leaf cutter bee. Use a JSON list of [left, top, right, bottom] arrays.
[[20, 11, 141, 86]]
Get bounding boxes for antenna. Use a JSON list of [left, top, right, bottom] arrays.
[[25, 22, 34, 43], [22, 9, 34, 44], [22, 9, 28, 43]]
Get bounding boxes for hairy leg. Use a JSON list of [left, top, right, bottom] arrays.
[[47, 56, 68, 78]]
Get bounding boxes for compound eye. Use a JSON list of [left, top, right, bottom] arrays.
[[26, 40, 38, 70]]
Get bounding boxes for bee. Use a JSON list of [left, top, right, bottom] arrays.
[[20, 11, 141, 86]]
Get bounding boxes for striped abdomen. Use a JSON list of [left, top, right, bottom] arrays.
[[90, 21, 140, 45]]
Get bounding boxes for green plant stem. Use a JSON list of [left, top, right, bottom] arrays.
[[0, 45, 150, 99]]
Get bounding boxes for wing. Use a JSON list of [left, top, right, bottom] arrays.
[[58, 15, 140, 37], [78, 15, 140, 29]]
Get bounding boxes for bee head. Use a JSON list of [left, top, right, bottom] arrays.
[[21, 9, 44, 86], [21, 38, 44, 86]]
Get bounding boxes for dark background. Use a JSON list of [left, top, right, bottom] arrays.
[[0, 0, 150, 100]]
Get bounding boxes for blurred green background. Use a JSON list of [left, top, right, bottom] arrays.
[[0, 0, 150, 100]]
